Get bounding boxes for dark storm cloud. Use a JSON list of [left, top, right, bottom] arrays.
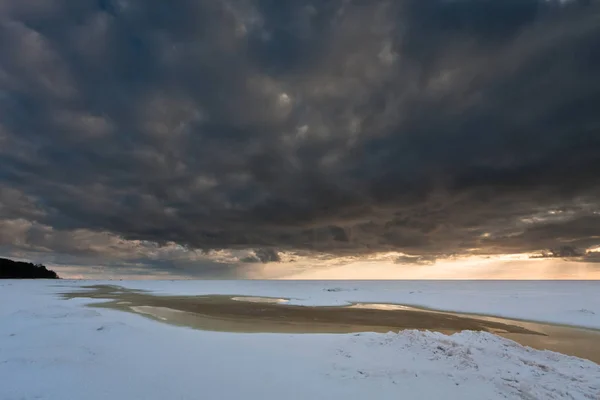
[[1, 0, 600, 267]]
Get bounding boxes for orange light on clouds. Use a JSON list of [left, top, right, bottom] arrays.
[[258, 254, 600, 280]]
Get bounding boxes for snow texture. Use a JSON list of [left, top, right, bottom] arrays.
[[1, 280, 599, 400], [332, 330, 600, 400]]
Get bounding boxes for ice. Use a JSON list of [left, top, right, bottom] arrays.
[[230, 296, 289, 304], [1, 280, 599, 400]]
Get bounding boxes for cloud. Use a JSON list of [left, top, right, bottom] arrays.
[[532, 245, 583, 258], [395, 255, 438, 265], [241, 248, 282, 263], [530, 244, 600, 264], [0, 0, 599, 275]]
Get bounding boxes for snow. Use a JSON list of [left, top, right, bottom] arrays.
[[76, 279, 600, 329], [1, 280, 599, 400], [332, 330, 600, 399], [231, 296, 288, 304]]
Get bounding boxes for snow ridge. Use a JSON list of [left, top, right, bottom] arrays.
[[331, 330, 600, 399]]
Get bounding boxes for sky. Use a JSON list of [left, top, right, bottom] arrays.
[[1, 0, 600, 279]]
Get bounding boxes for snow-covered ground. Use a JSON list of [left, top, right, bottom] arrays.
[[1, 280, 599, 400]]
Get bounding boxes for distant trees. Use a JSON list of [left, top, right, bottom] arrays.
[[0, 258, 59, 279]]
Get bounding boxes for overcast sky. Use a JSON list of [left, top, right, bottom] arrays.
[[1, 0, 599, 279]]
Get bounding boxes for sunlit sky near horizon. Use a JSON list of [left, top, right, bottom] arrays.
[[48, 253, 600, 280]]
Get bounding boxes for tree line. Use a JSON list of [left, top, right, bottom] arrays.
[[0, 258, 60, 279]]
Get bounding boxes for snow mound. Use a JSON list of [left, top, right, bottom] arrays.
[[331, 330, 600, 399]]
